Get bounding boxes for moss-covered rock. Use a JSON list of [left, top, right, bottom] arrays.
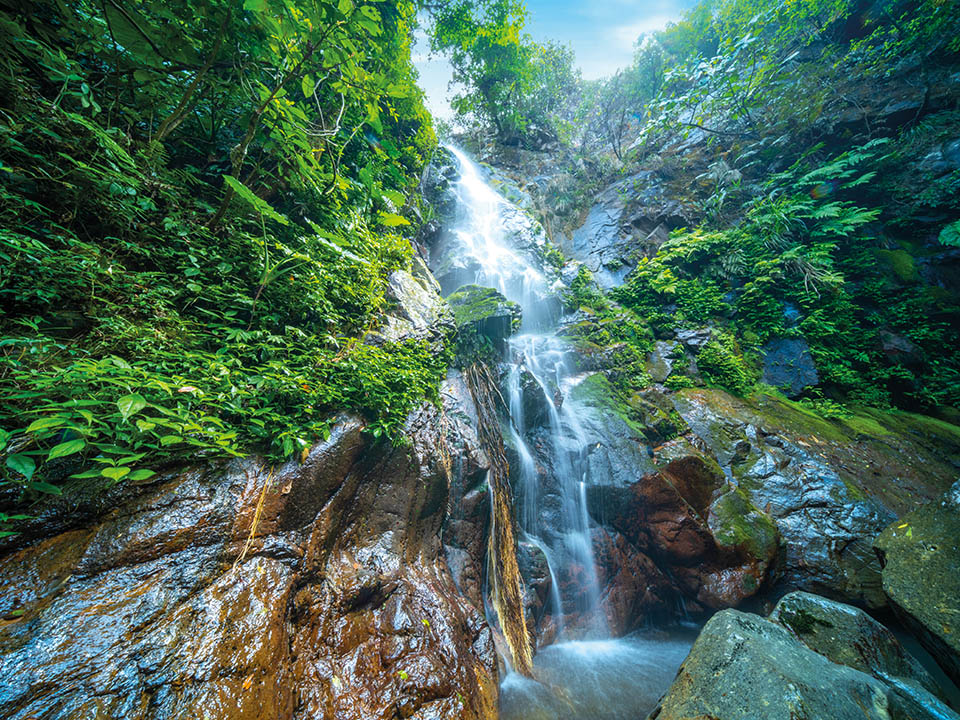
[[708, 487, 779, 562], [650, 597, 956, 720], [446, 284, 522, 362], [874, 480, 960, 686]]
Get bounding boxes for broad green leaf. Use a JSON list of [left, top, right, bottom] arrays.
[[6, 454, 36, 481], [128, 469, 157, 481], [117, 394, 148, 420], [47, 438, 86, 460], [70, 468, 105, 479], [26, 416, 66, 433], [101, 467, 130, 481], [28, 480, 62, 495], [301, 74, 315, 98], [378, 212, 410, 227]]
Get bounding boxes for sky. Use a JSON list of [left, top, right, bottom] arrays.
[[414, 0, 698, 120]]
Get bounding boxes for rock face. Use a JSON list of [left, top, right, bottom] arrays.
[[570, 374, 778, 621], [760, 337, 819, 397], [447, 284, 522, 349], [649, 592, 959, 720], [0, 414, 498, 720], [671, 389, 960, 608], [875, 480, 960, 686]]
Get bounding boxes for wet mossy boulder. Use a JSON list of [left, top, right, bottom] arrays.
[[770, 591, 951, 703], [874, 480, 960, 685], [708, 487, 779, 564], [446, 284, 522, 360], [649, 594, 957, 720]]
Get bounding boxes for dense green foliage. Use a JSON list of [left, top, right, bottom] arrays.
[[0, 0, 446, 514], [428, 0, 578, 144]]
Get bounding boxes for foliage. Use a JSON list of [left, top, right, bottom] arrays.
[[428, 0, 578, 143], [0, 0, 446, 513], [696, 334, 755, 396]]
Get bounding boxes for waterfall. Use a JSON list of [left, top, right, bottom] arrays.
[[436, 146, 697, 719], [441, 146, 606, 642]]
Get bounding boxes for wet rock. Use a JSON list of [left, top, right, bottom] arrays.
[[760, 337, 819, 397], [674, 326, 713, 350], [440, 369, 492, 611], [0, 409, 498, 720], [770, 591, 951, 703], [647, 340, 680, 383], [879, 330, 924, 368], [368, 263, 455, 351], [669, 389, 951, 608], [874, 480, 960, 685], [649, 599, 957, 720], [447, 284, 522, 350], [592, 527, 677, 635]]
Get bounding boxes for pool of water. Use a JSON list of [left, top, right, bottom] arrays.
[[499, 628, 698, 720]]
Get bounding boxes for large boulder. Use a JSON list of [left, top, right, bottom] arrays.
[[572, 374, 778, 615], [670, 389, 960, 608], [0, 410, 498, 720], [649, 593, 958, 720], [875, 480, 960, 686], [447, 284, 522, 353], [760, 337, 819, 398]]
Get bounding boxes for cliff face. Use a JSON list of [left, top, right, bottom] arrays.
[[0, 269, 499, 720]]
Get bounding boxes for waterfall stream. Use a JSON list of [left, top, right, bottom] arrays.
[[438, 146, 694, 719]]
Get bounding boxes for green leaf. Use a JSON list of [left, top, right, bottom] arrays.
[[223, 175, 289, 225], [6, 454, 36, 481], [47, 438, 86, 460], [159, 435, 183, 446], [378, 212, 410, 227], [938, 220, 960, 247], [117, 393, 148, 420], [338, 0, 354, 15], [26, 416, 66, 433], [128, 469, 157, 481], [301, 74, 315, 98], [70, 468, 105, 479], [101, 466, 130, 481], [28, 480, 62, 495]]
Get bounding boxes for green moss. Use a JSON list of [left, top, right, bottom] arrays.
[[778, 606, 834, 636], [873, 248, 920, 283], [572, 373, 686, 443], [446, 284, 522, 328], [709, 487, 779, 559]]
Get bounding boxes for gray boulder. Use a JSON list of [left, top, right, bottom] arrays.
[[760, 337, 819, 397], [875, 480, 960, 686], [649, 594, 958, 720]]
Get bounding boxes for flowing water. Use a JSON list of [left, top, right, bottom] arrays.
[[439, 146, 693, 719]]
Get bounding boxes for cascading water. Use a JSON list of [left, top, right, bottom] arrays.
[[437, 146, 693, 719]]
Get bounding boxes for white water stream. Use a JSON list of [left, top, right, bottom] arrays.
[[440, 146, 693, 719]]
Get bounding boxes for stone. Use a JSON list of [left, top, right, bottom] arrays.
[[874, 480, 960, 686], [369, 266, 455, 350], [647, 340, 680, 383], [770, 591, 951, 703], [649, 600, 958, 720], [675, 326, 713, 350], [0, 409, 499, 720], [760, 337, 819, 397], [446, 284, 522, 348]]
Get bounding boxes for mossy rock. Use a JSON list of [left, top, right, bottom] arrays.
[[708, 487, 779, 561], [446, 284, 522, 330], [874, 480, 960, 685], [572, 373, 687, 444]]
